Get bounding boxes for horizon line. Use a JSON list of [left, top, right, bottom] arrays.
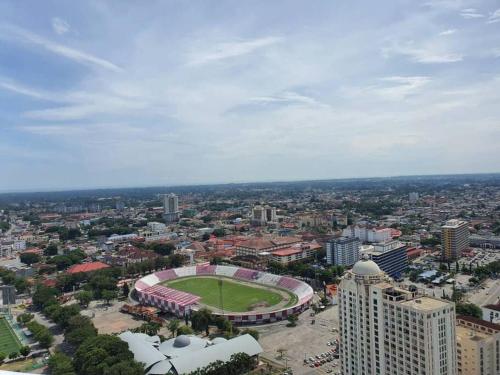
[[1, 171, 499, 196]]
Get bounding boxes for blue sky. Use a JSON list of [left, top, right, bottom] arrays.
[[1, 0, 500, 192]]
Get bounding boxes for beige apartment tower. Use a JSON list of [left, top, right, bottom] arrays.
[[339, 257, 457, 375], [441, 219, 469, 260]]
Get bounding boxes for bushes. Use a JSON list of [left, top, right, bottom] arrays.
[[16, 313, 34, 324], [26, 321, 53, 349]]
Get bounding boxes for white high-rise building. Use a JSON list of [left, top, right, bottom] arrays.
[[409, 192, 419, 203], [163, 193, 180, 222], [251, 205, 276, 225], [325, 237, 360, 266], [339, 257, 457, 375]]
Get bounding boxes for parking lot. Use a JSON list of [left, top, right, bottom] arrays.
[[256, 305, 341, 375]]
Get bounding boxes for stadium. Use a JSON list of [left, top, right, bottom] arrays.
[[134, 265, 314, 325]]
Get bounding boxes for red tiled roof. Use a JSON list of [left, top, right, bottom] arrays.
[[272, 247, 303, 257], [484, 303, 500, 312], [457, 315, 500, 332], [67, 261, 110, 274]]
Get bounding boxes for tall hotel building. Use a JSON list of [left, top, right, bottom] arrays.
[[163, 193, 180, 222], [339, 257, 457, 375], [441, 219, 469, 261]]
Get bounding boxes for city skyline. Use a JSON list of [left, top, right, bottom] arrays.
[[1, 0, 500, 191]]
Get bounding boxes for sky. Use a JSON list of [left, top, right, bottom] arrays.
[[1, 0, 500, 192]]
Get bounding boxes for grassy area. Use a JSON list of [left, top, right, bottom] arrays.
[[0, 317, 22, 355], [164, 276, 285, 312]]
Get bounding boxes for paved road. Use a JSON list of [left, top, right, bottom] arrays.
[[467, 279, 500, 306]]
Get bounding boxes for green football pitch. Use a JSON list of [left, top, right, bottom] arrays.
[[0, 317, 22, 355], [164, 276, 289, 312]]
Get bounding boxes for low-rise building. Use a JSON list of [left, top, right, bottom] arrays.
[[456, 315, 500, 375], [270, 242, 322, 265], [482, 302, 500, 324]]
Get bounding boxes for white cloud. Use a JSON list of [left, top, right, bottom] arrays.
[[487, 9, 500, 24], [383, 41, 463, 63], [343, 76, 432, 101], [51, 17, 70, 35], [0, 78, 57, 100], [0, 24, 122, 72], [460, 8, 485, 19], [249, 91, 322, 106], [187, 36, 283, 65], [439, 29, 457, 36]]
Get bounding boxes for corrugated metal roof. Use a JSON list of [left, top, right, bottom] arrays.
[[169, 334, 263, 374], [119, 331, 166, 370]]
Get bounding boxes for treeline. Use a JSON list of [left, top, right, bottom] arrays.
[[267, 261, 345, 284], [469, 260, 500, 284], [0, 267, 29, 293], [44, 226, 81, 241], [188, 352, 256, 375], [25, 281, 142, 375]]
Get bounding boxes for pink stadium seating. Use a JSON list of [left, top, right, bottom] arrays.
[[143, 285, 201, 307], [277, 277, 302, 291], [154, 269, 178, 281], [234, 268, 258, 280], [196, 265, 216, 275]]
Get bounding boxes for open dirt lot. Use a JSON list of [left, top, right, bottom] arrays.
[[255, 305, 340, 375], [81, 300, 144, 334]]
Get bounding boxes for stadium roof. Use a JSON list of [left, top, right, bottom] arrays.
[[120, 332, 263, 375], [118, 331, 166, 370], [169, 334, 263, 374]]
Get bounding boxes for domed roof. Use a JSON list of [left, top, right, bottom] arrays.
[[173, 335, 191, 347], [352, 258, 382, 276]]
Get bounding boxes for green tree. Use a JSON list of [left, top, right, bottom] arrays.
[[102, 289, 117, 305], [456, 302, 482, 319], [241, 328, 259, 341], [65, 315, 97, 348], [48, 255, 74, 271], [49, 304, 81, 329], [106, 360, 144, 375], [9, 351, 18, 359], [86, 275, 117, 299], [74, 334, 141, 375], [76, 290, 93, 307], [17, 313, 34, 324], [27, 321, 54, 348], [14, 277, 29, 293], [286, 314, 298, 327], [48, 352, 76, 375], [149, 242, 176, 256], [19, 252, 41, 266], [168, 319, 180, 337], [19, 346, 30, 356], [44, 243, 59, 256], [122, 282, 130, 298], [0, 352, 5, 363], [177, 325, 194, 336], [133, 322, 161, 336], [191, 308, 212, 335], [32, 284, 59, 309]]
